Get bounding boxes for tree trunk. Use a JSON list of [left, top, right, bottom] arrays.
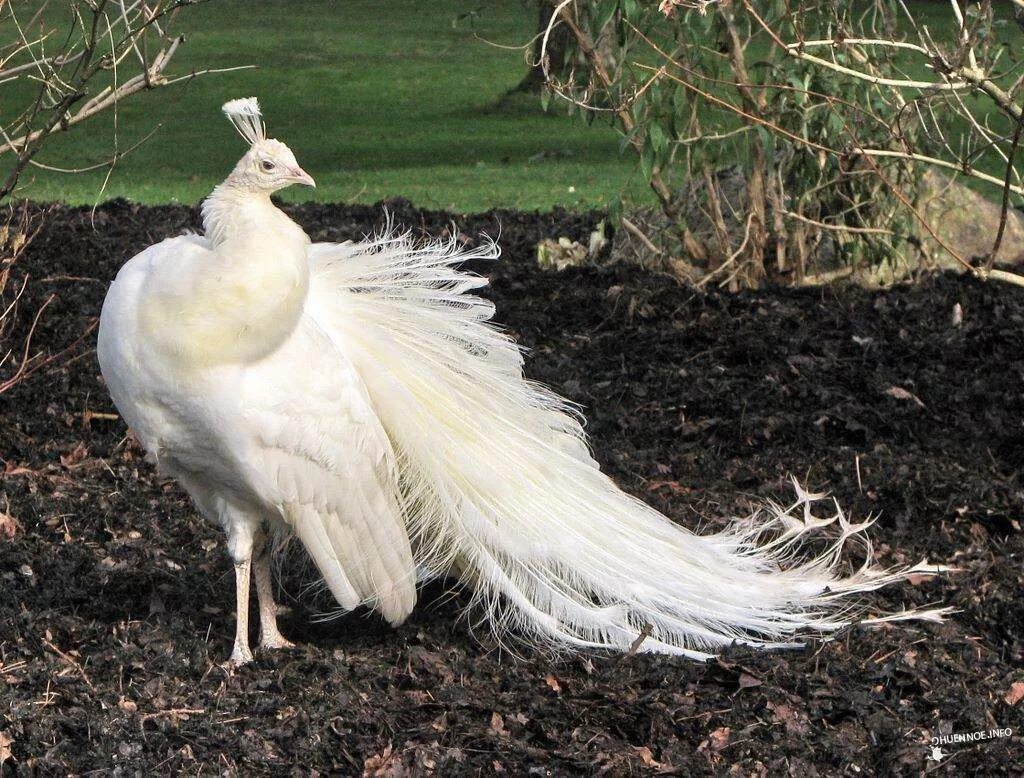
[[510, 2, 569, 95]]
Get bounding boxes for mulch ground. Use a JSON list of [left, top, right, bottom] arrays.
[[1, 199, 1022, 776]]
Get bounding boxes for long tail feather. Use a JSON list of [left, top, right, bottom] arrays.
[[306, 230, 946, 658]]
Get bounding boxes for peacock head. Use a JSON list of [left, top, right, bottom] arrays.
[[220, 97, 315, 193]]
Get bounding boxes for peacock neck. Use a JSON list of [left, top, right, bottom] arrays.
[[139, 183, 314, 367], [201, 184, 309, 249]]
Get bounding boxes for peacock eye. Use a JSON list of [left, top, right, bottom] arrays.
[[260, 159, 275, 171]]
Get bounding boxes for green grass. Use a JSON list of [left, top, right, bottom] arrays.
[[2, 1, 1018, 211], [3, 0, 645, 212]]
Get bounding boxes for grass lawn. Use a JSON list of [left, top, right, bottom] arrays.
[[1, 1, 1018, 212], [4, 0, 646, 212]]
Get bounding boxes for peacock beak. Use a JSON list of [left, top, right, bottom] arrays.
[[289, 166, 316, 188]]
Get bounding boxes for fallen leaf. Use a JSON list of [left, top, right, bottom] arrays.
[[707, 727, 730, 750], [647, 479, 688, 495], [738, 672, 762, 689], [768, 701, 808, 736], [0, 731, 12, 766], [490, 712, 507, 737], [634, 745, 662, 769], [697, 726, 731, 763], [276, 705, 297, 721], [885, 386, 925, 408], [363, 743, 401, 777], [0, 512, 19, 541], [544, 674, 562, 694], [1005, 681, 1024, 706], [59, 442, 89, 468], [2, 463, 35, 477]]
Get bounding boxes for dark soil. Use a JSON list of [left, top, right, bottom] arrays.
[[1, 200, 1022, 776]]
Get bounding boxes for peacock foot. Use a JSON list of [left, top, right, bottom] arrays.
[[259, 630, 296, 651]]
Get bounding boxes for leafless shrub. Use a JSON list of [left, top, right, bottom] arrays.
[[0, 0, 232, 393], [0, 0, 241, 199], [0, 203, 96, 398], [0, 201, 46, 395]]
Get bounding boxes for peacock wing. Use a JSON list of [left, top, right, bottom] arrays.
[[238, 318, 417, 624]]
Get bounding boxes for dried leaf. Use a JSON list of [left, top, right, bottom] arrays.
[[634, 745, 662, 769], [2, 464, 35, 477], [362, 743, 403, 777], [885, 386, 925, 408], [276, 705, 297, 721], [59, 442, 89, 468], [647, 479, 688, 495], [1005, 681, 1024, 706], [708, 727, 730, 750], [490, 711, 507, 737], [544, 674, 562, 694], [0, 731, 12, 766], [768, 702, 808, 736], [697, 726, 731, 760], [738, 672, 762, 689], [0, 512, 19, 541]]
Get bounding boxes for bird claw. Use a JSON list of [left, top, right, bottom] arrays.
[[260, 632, 296, 651], [223, 644, 254, 669]]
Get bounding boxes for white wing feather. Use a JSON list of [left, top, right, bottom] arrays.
[[238, 321, 417, 623]]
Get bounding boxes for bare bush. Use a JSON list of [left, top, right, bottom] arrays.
[[0, 201, 46, 395], [0, 0, 234, 198], [1, 202, 94, 398], [0, 0, 226, 394]]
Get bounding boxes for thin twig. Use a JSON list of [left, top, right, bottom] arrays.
[[1, 1, 226, 200], [988, 269, 1024, 288], [985, 117, 1023, 271], [619, 216, 664, 256], [779, 210, 893, 235], [855, 148, 1024, 198], [42, 637, 95, 690], [624, 623, 653, 658], [0, 316, 99, 395]]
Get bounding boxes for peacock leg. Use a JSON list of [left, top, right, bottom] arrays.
[[228, 555, 254, 665], [254, 537, 295, 650], [225, 513, 257, 666]]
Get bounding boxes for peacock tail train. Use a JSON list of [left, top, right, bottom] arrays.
[[305, 229, 946, 660]]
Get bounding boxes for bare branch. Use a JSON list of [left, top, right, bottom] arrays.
[[0, 0, 221, 396], [985, 118, 1023, 272], [0, 0, 219, 201]]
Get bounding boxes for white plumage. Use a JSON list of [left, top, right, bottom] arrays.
[[98, 98, 944, 665]]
